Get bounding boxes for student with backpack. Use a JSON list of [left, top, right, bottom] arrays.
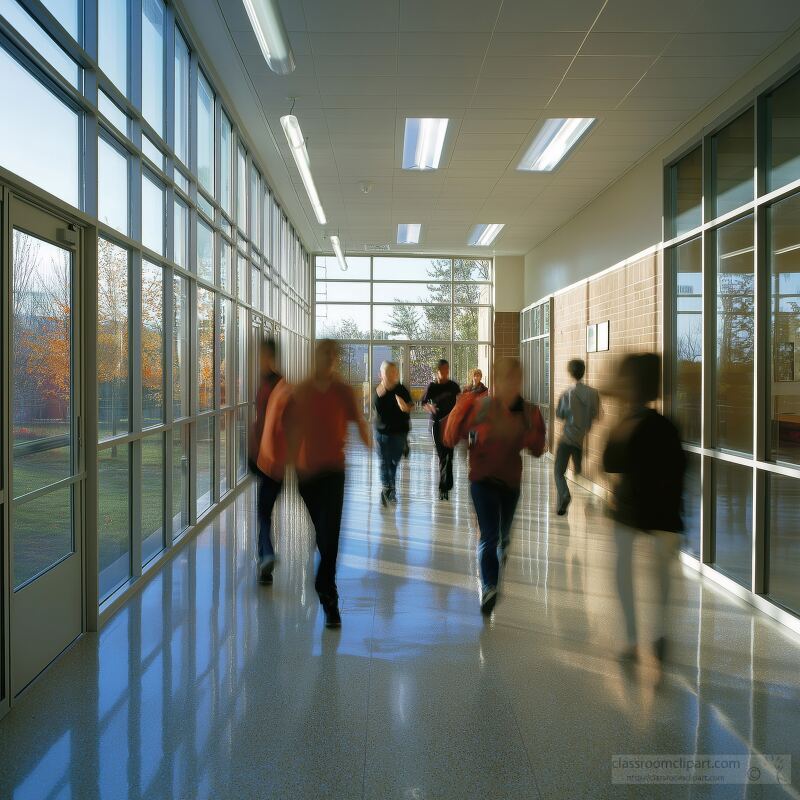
[[554, 358, 600, 515], [445, 358, 546, 615]]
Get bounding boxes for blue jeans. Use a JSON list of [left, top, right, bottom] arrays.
[[377, 432, 406, 494], [554, 441, 582, 507], [470, 480, 520, 591], [257, 473, 282, 561]]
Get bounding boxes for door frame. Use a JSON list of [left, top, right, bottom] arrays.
[[0, 184, 93, 715]]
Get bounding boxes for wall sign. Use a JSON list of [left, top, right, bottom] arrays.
[[586, 323, 597, 353]]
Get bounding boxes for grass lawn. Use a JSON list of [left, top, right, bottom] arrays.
[[12, 423, 230, 591]]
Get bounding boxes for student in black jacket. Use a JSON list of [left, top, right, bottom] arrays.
[[373, 360, 412, 506], [603, 353, 686, 665], [422, 359, 461, 500]]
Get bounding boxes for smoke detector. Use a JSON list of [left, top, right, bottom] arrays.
[[359, 181, 373, 195]]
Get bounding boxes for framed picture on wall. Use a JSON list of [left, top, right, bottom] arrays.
[[586, 323, 597, 353], [597, 320, 610, 352], [776, 341, 794, 382]]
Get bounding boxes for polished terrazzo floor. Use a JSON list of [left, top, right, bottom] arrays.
[[1, 441, 800, 799]]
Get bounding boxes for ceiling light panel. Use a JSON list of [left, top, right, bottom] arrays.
[[280, 115, 326, 225], [468, 223, 505, 247], [330, 235, 348, 271], [397, 223, 421, 244], [402, 118, 449, 170], [517, 118, 595, 172], [241, 0, 295, 75]]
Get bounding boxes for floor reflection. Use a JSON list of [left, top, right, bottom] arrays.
[[1, 442, 799, 799]]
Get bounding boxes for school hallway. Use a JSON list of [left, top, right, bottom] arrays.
[[0, 440, 798, 800]]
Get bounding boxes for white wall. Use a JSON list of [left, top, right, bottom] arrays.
[[524, 28, 800, 304], [494, 255, 525, 312]]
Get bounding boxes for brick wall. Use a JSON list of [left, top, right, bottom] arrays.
[[551, 251, 663, 494], [494, 311, 520, 368]]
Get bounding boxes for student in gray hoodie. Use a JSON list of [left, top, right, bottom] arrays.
[[554, 359, 600, 515]]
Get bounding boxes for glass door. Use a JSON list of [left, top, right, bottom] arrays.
[[8, 195, 83, 696]]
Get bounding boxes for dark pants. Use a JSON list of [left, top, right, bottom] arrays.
[[432, 420, 454, 493], [298, 471, 346, 603], [470, 480, 520, 591], [554, 441, 582, 507], [377, 431, 406, 494], [257, 473, 282, 561]]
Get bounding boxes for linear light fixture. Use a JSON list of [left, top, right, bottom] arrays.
[[241, 0, 295, 75], [330, 235, 348, 271], [402, 118, 449, 170], [397, 223, 421, 244], [518, 118, 595, 172], [280, 114, 326, 225], [468, 223, 505, 247]]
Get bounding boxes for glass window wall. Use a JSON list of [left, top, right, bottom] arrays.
[[666, 72, 800, 612], [0, 0, 312, 613]]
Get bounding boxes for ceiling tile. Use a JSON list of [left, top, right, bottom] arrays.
[[317, 76, 397, 95], [397, 56, 484, 77], [568, 55, 654, 80], [646, 55, 759, 79], [664, 32, 785, 57], [398, 32, 491, 55], [554, 77, 639, 98], [594, 0, 702, 33], [496, 0, 605, 32], [580, 31, 674, 56], [459, 117, 539, 134], [307, 32, 398, 55], [399, 0, 503, 32], [474, 76, 560, 97], [312, 55, 398, 77], [278, 0, 308, 31], [692, 0, 800, 33], [301, 0, 399, 32], [397, 76, 478, 95], [627, 76, 731, 99], [481, 56, 573, 78], [486, 32, 584, 56]]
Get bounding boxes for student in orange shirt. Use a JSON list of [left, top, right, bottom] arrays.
[[445, 358, 546, 614], [288, 339, 371, 628]]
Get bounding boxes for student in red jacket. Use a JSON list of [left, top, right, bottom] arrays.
[[287, 339, 371, 628], [445, 358, 546, 614]]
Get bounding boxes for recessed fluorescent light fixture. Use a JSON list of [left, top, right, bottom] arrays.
[[402, 118, 449, 170], [518, 117, 595, 172], [241, 0, 295, 75], [397, 223, 421, 244], [280, 114, 326, 225], [330, 235, 348, 271], [468, 223, 505, 247]]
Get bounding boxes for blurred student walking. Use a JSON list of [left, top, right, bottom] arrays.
[[602, 353, 685, 664], [554, 359, 600, 516], [422, 359, 461, 500], [445, 358, 546, 614], [373, 360, 412, 506], [250, 338, 283, 585], [288, 339, 371, 628]]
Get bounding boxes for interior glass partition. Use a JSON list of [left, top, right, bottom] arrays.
[[665, 69, 800, 615], [520, 299, 552, 445]]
